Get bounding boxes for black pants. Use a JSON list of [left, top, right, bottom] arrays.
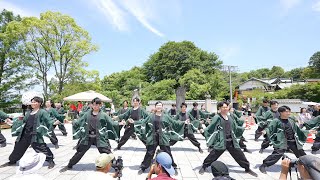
[[57, 124, 68, 135], [0, 132, 6, 144], [49, 128, 58, 145], [9, 134, 54, 163], [239, 136, 247, 149], [312, 136, 320, 151], [117, 124, 135, 148], [140, 134, 176, 170], [202, 141, 250, 170], [262, 141, 306, 167], [261, 135, 270, 150], [68, 137, 111, 167], [255, 126, 265, 140], [170, 128, 200, 148]]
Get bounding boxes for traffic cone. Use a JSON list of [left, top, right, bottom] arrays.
[[306, 133, 315, 143]]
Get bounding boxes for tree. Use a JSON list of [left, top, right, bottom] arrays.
[[269, 66, 285, 78], [51, 69, 101, 101], [309, 51, 320, 74], [6, 11, 97, 99], [102, 67, 149, 107], [34, 11, 97, 94], [0, 9, 33, 108], [286, 67, 304, 80], [143, 41, 222, 109]]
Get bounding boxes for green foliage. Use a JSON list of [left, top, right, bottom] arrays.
[[101, 67, 149, 107], [309, 51, 320, 73], [141, 79, 176, 102], [143, 41, 222, 87], [274, 82, 320, 102], [0, 9, 34, 108]]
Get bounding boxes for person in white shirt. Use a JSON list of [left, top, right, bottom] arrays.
[[298, 107, 312, 127]]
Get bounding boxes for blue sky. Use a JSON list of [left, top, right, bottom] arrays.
[[1, 0, 320, 78]]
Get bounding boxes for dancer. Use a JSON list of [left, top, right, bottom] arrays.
[[199, 101, 257, 177]]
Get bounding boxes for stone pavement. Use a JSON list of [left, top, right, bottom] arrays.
[[0, 123, 315, 180]]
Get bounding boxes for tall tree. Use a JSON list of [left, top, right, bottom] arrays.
[[0, 9, 32, 108], [143, 41, 222, 109], [6, 11, 97, 98], [308, 51, 320, 77], [35, 11, 97, 94]]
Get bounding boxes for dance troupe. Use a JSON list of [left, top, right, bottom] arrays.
[[0, 96, 319, 177]]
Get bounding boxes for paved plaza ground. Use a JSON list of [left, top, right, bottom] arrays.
[[0, 123, 316, 180]]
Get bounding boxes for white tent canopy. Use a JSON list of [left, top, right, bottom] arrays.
[[302, 101, 319, 106], [63, 90, 112, 102]]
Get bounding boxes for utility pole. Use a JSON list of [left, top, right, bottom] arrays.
[[221, 65, 238, 104]]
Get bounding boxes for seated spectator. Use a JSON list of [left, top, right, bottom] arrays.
[[9, 151, 46, 180], [147, 152, 176, 180], [211, 161, 235, 180]]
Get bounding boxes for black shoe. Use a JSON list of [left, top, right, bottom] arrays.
[[0, 162, 16, 168], [0, 142, 6, 147], [245, 169, 258, 177], [48, 161, 55, 169], [243, 139, 248, 142], [259, 149, 264, 154], [311, 150, 317, 154], [174, 168, 178, 175], [199, 167, 206, 175], [254, 138, 258, 141], [114, 147, 120, 151], [59, 166, 72, 173], [55, 144, 59, 149], [138, 168, 145, 175], [198, 147, 203, 154], [259, 165, 267, 174], [243, 148, 252, 154], [63, 134, 67, 136]]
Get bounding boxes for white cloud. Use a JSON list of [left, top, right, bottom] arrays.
[[92, 0, 129, 31], [120, 0, 164, 37], [280, 0, 301, 12], [312, 1, 320, 12], [0, 1, 37, 17], [91, 0, 164, 37]]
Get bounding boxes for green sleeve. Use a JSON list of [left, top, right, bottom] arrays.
[[266, 119, 278, 138], [41, 110, 54, 130], [304, 116, 320, 129], [117, 108, 132, 120], [204, 116, 219, 138], [233, 119, 245, 138], [51, 109, 65, 122], [0, 111, 9, 120], [140, 108, 150, 119], [255, 107, 263, 117]]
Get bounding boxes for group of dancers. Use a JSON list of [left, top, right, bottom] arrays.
[[0, 96, 319, 178]]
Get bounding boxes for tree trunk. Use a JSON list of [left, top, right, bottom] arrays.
[[175, 86, 186, 111]]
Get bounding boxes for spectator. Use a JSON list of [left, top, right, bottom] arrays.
[[9, 151, 46, 180], [298, 108, 312, 127], [146, 152, 176, 180], [77, 101, 83, 114], [279, 155, 320, 180], [312, 104, 320, 117], [210, 161, 235, 180], [85, 153, 119, 179]]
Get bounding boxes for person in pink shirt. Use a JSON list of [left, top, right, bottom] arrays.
[[146, 152, 176, 180]]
